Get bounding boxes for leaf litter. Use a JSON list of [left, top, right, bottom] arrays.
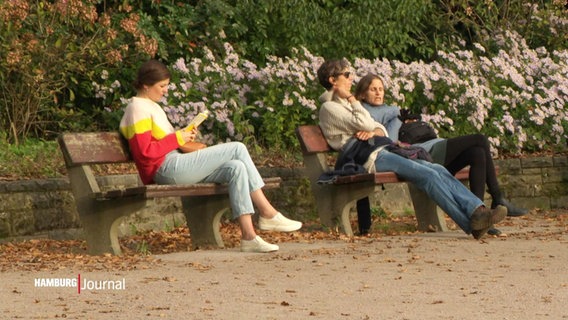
[[0, 209, 566, 273]]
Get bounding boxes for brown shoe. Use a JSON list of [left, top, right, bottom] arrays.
[[472, 226, 491, 239], [472, 224, 507, 239], [471, 205, 508, 231]]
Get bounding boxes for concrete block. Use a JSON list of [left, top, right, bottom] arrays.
[[551, 195, 568, 209], [521, 157, 553, 168], [542, 167, 568, 183], [515, 196, 550, 210], [373, 183, 413, 215], [11, 209, 36, 236], [553, 156, 568, 167], [495, 158, 521, 174], [0, 211, 11, 237]]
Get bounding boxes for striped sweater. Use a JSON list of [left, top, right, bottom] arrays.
[[119, 97, 185, 184]]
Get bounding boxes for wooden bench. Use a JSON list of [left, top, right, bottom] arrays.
[[296, 125, 475, 235], [58, 132, 281, 255]]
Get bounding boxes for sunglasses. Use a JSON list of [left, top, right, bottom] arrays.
[[334, 71, 351, 78]]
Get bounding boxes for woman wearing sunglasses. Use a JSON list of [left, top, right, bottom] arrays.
[[316, 59, 507, 239]]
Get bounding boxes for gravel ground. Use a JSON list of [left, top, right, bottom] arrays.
[[1, 210, 567, 320]]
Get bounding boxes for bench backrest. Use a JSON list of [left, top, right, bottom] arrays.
[[58, 132, 132, 167], [295, 125, 476, 187], [296, 125, 333, 155], [295, 125, 339, 183]]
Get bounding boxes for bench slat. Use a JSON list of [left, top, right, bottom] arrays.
[[296, 125, 332, 154], [58, 132, 132, 166], [296, 125, 475, 185], [332, 170, 469, 186], [374, 172, 404, 184], [333, 173, 375, 184], [92, 177, 282, 200], [92, 186, 147, 199]]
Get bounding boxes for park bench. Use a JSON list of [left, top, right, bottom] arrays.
[[296, 125, 476, 236], [58, 132, 281, 255]]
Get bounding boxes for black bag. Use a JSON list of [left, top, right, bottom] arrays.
[[385, 144, 433, 162], [398, 121, 437, 144]]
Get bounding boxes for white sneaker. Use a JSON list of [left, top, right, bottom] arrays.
[[258, 212, 302, 232], [240, 236, 279, 253]]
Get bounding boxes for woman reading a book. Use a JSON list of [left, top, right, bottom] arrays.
[[119, 59, 302, 253]]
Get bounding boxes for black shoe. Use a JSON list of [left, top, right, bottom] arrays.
[[492, 199, 528, 217]]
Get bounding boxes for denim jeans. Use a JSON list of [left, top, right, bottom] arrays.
[[154, 142, 264, 219], [375, 149, 483, 233]]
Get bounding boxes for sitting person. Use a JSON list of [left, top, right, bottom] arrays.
[[353, 73, 528, 235], [119, 59, 302, 253], [316, 59, 508, 239]]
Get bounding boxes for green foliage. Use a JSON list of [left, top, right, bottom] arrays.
[[0, 0, 566, 152], [223, 0, 437, 63], [0, 0, 153, 143], [0, 134, 64, 179], [432, 0, 568, 54], [371, 206, 388, 219], [200, 0, 566, 64], [249, 52, 322, 148], [135, 240, 151, 255]]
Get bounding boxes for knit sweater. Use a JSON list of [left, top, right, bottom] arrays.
[[119, 97, 185, 184], [318, 90, 388, 172]]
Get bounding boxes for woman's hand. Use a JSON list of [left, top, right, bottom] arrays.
[[180, 128, 198, 143], [373, 128, 386, 137], [355, 131, 374, 141], [337, 88, 356, 103], [355, 128, 386, 141]]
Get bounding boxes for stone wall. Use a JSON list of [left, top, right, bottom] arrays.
[[0, 156, 566, 241]]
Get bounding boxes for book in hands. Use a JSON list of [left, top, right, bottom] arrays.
[[184, 110, 210, 132]]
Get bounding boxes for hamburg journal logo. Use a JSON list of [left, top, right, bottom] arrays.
[[34, 274, 125, 294]]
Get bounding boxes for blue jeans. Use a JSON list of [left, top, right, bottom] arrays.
[[375, 149, 483, 233], [154, 142, 264, 219]]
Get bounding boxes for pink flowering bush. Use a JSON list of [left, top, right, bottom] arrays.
[[96, 29, 566, 154], [354, 30, 568, 154], [98, 43, 323, 149]]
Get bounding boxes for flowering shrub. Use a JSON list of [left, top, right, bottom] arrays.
[[354, 30, 568, 154], [0, 0, 159, 143], [96, 29, 567, 155], [99, 44, 323, 149]]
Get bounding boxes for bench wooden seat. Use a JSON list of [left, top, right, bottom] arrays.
[[296, 125, 475, 235], [58, 132, 281, 255]]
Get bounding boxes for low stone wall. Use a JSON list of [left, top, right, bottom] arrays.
[[0, 156, 566, 241]]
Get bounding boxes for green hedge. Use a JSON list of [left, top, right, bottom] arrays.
[[0, 0, 566, 147]]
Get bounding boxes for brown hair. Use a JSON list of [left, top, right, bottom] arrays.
[[133, 59, 171, 91], [354, 73, 384, 102], [316, 59, 350, 90]]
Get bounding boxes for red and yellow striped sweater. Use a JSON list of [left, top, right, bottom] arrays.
[[119, 97, 185, 184]]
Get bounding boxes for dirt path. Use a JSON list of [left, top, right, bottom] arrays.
[[1, 212, 567, 320]]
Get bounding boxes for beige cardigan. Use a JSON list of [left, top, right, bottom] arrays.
[[318, 90, 389, 172]]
